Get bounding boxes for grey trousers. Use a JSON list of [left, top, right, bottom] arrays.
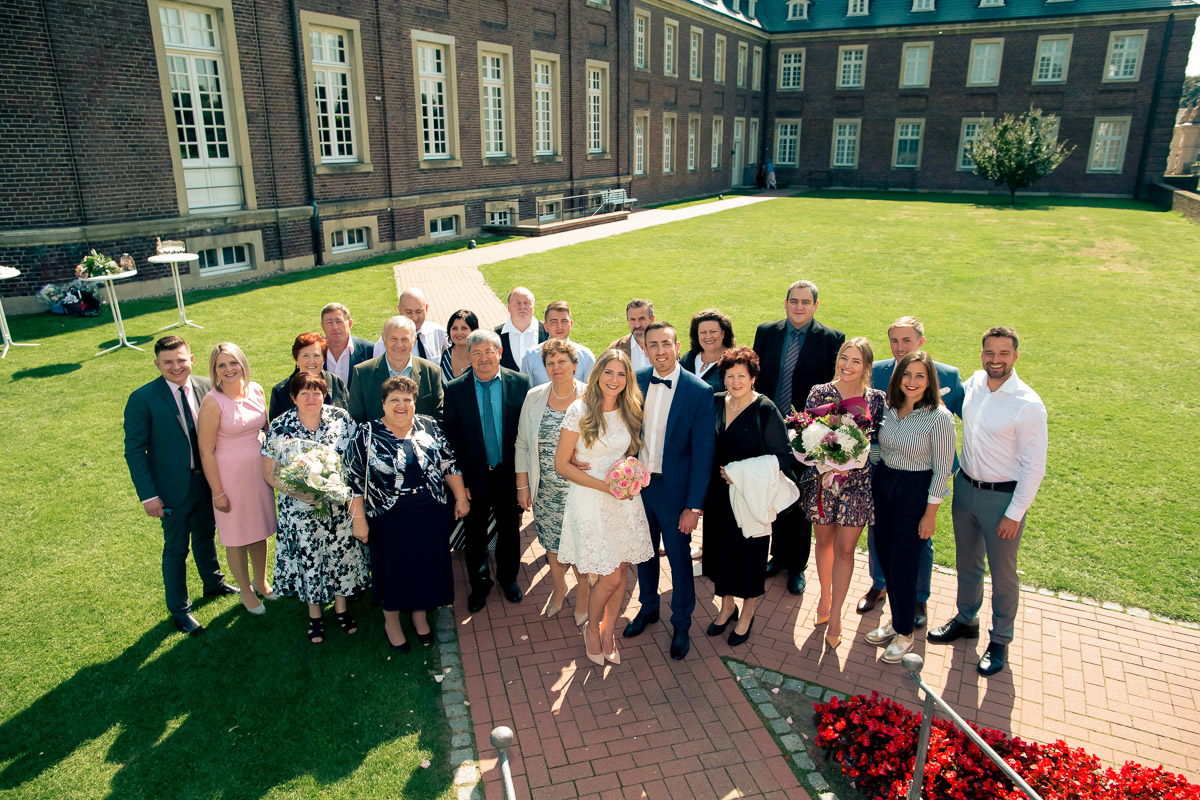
[[162, 471, 225, 617], [950, 473, 1025, 646]]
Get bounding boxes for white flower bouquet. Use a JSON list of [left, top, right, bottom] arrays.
[[785, 398, 874, 516], [273, 438, 352, 519]]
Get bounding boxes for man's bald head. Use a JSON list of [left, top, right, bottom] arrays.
[[397, 287, 430, 330]]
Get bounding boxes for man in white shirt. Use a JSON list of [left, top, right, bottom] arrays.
[[608, 298, 654, 371], [927, 326, 1047, 677], [519, 300, 596, 385], [372, 288, 450, 362], [494, 286, 547, 372], [321, 302, 374, 388]]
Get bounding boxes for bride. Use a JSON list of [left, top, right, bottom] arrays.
[[555, 349, 653, 667]]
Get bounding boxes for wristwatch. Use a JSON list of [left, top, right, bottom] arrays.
[[688, 508, 702, 514]]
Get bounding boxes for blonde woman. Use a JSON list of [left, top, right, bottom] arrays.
[[555, 349, 653, 667], [197, 342, 278, 615]]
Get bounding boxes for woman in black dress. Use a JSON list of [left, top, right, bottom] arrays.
[[268, 332, 349, 420], [680, 308, 735, 393], [701, 347, 793, 646]]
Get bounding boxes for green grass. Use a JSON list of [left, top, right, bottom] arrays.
[[481, 190, 1200, 621]]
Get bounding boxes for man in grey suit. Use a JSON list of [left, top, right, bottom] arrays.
[[124, 335, 236, 636], [348, 316, 443, 424]]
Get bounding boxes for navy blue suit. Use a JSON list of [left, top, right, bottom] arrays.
[[633, 367, 716, 631]]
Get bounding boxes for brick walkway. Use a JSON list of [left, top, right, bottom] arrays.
[[400, 199, 1200, 798]]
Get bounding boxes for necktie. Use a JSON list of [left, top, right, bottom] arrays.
[[416, 333, 427, 360], [649, 374, 673, 388], [480, 379, 501, 468], [179, 385, 201, 470], [776, 331, 800, 414]]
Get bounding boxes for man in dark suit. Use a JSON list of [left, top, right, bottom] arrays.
[[494, 286, 547, 372], [622, 322, 716, 660], [442, 329, 532, 613], [348, 316, 443, 424], [752, 280, 845, 595], [123, 335, 236, 636], [320, 302, 375, 389]]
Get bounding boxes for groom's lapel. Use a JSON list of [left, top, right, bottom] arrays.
[[663, 374, 687, 453], [156, 376, 190, 441]]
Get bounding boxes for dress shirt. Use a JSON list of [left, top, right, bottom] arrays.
[[520, 341, 596, 386], [878, 404, 956, 504], [144, 377, 200, 505], [629, 338, 651, 371], [778, 319, 812, 381], [960, 370, 1048, 521], [326, 344, 353, 385], [501, 318, 539, 365], [640, 363, 681, 473], [474, 374, 504, 456], [415, 321, 449, 361], [385, 356, 413, 378]]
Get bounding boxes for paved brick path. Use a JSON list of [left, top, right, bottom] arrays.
[[398, 198, 1200, 798]]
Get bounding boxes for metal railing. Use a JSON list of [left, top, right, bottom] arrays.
[[902, 654, 1042, 800], [491, 726, 519, 800]]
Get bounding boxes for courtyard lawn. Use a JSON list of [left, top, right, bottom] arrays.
[[481, 190, 1200, 622]]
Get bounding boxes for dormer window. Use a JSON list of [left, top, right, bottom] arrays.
[[912, 0, 934, 10], [748, 0, 757, 17], [847, 0, 868, 16], [787, 0, 810, 20], [979, 0, 1004, 6]]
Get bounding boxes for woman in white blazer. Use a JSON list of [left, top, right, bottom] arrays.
[[515, 340, 590, 624]]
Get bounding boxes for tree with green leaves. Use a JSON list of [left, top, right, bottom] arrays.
[[1180, 75, 1199, 108], [967, 108, 1075, 206]]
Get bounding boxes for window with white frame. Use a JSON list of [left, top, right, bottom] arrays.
[[900, 43, 931, 88], [714, 35, 726, 83], [538, 200, 561, 222], [634, 11, 649, 70], [847, 0, 868, 16], [892, 119, 923, 168], [486, 210, 511, 226], [1034, 35, 1071, 83], [911, 0, 934, 10], [331, 227, 368, 253], [838, 46, 867, 89], [1089, 116, 1130, 172], [690, 28, 703, 80], [831, 119, 860, 168], [1104, 31, 1145, 82], [775, 119, 800, 165], [197, 243, 251, 275], [747, 117, 759, 164], [752, 46, 763, 91], [737, 42, 747, 87], [968, 39, 1003, 86], [479, 49, 510, 157], [309, 27, 356, 162], [748, 0, 757, 16], [711, 117, 723, 168], [664, 20, 678, 76], [979, 0, 1004, 6], [787, 0, 809, 20], [415, 36, 455, 160], [532, 56, 558, 156], [958, 117, 992, 170], [634, 113, 647, 174], [429, 215, 458, 238], [779, 49, 805, 90], [586, 61, 609, 154], [663, 114, 675, 173], [688, 116, 699, 170]]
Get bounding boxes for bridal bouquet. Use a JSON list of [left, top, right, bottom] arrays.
[[605, 456, 651, 500], [273, 438, 352, 519], [785, 399, 873, 515]]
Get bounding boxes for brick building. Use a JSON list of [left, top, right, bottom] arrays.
[[1, 0, 1195, 308]]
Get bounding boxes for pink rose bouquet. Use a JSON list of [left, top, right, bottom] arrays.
[[605, 456, 651, 500]]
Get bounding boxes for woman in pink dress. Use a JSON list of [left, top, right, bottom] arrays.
[[197, 342, 278, 615]]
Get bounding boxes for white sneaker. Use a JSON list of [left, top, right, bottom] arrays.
[[865, 621, 896, 645], [882, 633, 915, 663]]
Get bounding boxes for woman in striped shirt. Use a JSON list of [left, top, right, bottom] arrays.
[[866, 351, 955, 663]]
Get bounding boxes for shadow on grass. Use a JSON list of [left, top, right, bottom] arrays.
[[791, 189, 1166, 213], [0, 604, 453, 800], [8, 362, 82, 380]]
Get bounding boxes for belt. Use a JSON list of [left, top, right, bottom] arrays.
[[960, 470, 1017, 493]]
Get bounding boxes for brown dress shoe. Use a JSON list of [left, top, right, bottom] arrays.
[[856, 587, 886, 614]]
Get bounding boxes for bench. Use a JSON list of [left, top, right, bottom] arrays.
[[599, 188, 637, 211]]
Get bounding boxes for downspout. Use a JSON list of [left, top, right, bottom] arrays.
[[375, 0, 395, 233], [1134, 13, 1174, 198], [289, 0, 323, 265], [567, 0, 575, 194], [37, 0, 89, 238], [616, 0, 624, 193]]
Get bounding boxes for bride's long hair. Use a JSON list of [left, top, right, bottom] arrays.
[[578, 349, 644, 457]]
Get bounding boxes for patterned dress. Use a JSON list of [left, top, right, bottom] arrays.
[[799, 383, 886, 527], [532, 406, 570, 552], [261, 405, 368, 604]]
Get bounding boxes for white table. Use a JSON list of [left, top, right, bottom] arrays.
[[82, 269, 143, 354], [147, 252, 203, 331], [0, 266, 41, 359]]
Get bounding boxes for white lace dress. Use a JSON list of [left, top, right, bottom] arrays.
[[557, 401, 654, 576]]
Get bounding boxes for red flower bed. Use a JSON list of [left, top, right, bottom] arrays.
[[813, 692, 1199, 800]]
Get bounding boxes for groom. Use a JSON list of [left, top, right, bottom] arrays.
[[623, 322, 716, 660]]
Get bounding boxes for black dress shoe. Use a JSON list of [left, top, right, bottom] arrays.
[[623, 610, 660, 638], [173, 613, 205, 636], [927, 618, 980, 644], [670, 627, 691, 660], [856, 587, 886, 614], [786, 574, 806, 595], [728, 617, 754, 647], [706, 609, 738, 637], [977, 642, 1006, 676], [386, 631, 412, 654], [467, 590, 488, 613], [913, 602, 928, 629], [501, 582, 523, 603], [417, 630, 436, 646], [203, 582, 239, 597], [764, 559, 784, 578]]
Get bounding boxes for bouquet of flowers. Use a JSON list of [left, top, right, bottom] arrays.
[[37, 279, 101, 316], [785, 398, 874, 516], [75, 250, 134, 279], [36, 283, 66, 308], [273, 438, 352, 519], [605, 455, 651, 500]]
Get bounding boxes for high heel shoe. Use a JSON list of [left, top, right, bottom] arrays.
[[574, 610, 589, 627], [813, 606, 830, 627], [584, 630, 605, 666], [706, 609, 738, 637], [824, 632, 842, 650], [242, 596, 266, 615], [728, 617, 754, 647], [604, 641, 621, 665], [251, 581, 280, 601], [544, 593, 565, 618]]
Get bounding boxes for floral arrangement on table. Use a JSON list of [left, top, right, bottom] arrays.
[[813, 692, 1200, 800], [784, 398, 873, 515], [75, 250, 134, 279], [36, 279, 101, 316], [273, 439, 352, 520], [606, 456, 651, 500]]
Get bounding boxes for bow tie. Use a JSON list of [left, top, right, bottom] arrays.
[[649, 374, 673, 388]]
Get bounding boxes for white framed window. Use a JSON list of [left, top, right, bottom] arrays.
[[968, 39, 1003, 86], [979, 0, 1004, 6], [748, 117, 759, 164], [331, 227, 368, 253], [714, 35, 726, 83], [634, 113, 647, 174], [663, 113, 676, 173], [958, 117, 993, 170], [911, 0, 934, 10], [787, 0, 810, 20], [711, 117, 724, 168], [197, 243, 251, 275], [1034, 35, 1072, 84], [413, 32, 459, 164], [537, 200, 562, 222], [775, 119, 800, 166], [634, 11, 650, 70], [847, 0, 869, 16], [531, 53, 561, 157], [737, 42, 747, 87], [309, 27, 356, 162], [1088, 116, 1131, 172], [664, 19, 678, 76], [838, 46, 867, 89], [900, 42, 932, 88], [689, 27, 703, 81], [778, 49, 805, 91], [687, 115, 699, 170], [892, 119, 924, 168], [478, 46, 513, 158], [486, 210, 511, 226], [831, 118, 860, 168], [1104, 31, 1146, 83], [429, 215, 458, 238], [586, 60, 609, 155], [752, 46, 763, 91], [748, 0, 757, 17]]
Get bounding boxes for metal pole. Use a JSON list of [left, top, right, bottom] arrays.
[[490, 726, 517, 800], [907, 688, 936, 800]]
